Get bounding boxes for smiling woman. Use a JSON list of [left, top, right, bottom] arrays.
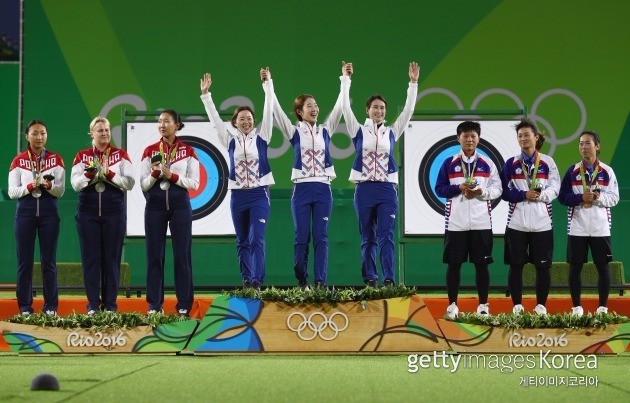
[[341, 62, 420, 287], [200, 69, 274, 289], [267, 63, 350, 289]]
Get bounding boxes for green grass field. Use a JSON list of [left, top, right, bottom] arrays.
[[0, 353, 628, 402]]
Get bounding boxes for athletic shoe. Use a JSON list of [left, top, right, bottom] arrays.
[[476, 303, 490, 315], [298, 281, 310, 291], [512, 304, 524, 315], [534, 304, 547, 315], [87, 310, 96, 316], [44, 310, 57, 316], [596, 306, 608, 314], [178, 309, 189, 317], [382, 279, 395, 287], [147, 309, 162, 315], [445, 303, 459, 320], [313, 281, 325, 289], [571, 306, 584, 317], [20, 311, 31, 317], [365, 279, 378, 288], [251, 281, 261, 290], [242, 279, 251, 289]]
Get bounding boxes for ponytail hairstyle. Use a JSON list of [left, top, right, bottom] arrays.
[[162, 109, 185, 131], [25, 119, 47, 135], [580, 130, 601, 155], [515, 118, 545, 150]]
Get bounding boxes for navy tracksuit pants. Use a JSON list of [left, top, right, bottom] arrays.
[[76, 212, 125, 312], [230, 186, 270, 285], [291, 182, 332, 284], [15, 214, 59, 313], [354, 182, 398, 283], [145, 207, 194, 312]]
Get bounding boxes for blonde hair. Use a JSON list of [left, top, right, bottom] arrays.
[[89, 116, 111, 135]]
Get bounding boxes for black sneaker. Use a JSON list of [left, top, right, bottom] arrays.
[[299, 282, 310, 291], [178, 309, 190, 317], [365, 279, 378, 288], [313, 281, 325, 289], [242, 279, 251, 289], [251, 281, 261, 290], [383, 279, 395, 287]]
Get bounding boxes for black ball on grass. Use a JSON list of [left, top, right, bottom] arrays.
[[30, 372, 60, 391]]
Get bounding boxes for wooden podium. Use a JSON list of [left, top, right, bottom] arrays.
[[189, 294, 450, 353]]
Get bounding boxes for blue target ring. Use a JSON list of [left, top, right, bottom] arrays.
[[179, 136, 228, 220], [419, 136, 505, 215]]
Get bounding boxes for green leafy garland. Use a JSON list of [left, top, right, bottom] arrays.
[[226, 284, 417, 306], [7, 310, 188, 332], [456, 312, 629, 330]]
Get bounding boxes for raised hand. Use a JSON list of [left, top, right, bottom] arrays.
[[409, 61, 420, 83], [200, 73, 212, 95], [260, 67, 271, 82], [342, 61, 353, 77]]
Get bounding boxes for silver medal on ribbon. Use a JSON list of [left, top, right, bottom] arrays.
[[32, 188, 42, 198], [95, 182, 106, 193], [160, 181, 171, 190]]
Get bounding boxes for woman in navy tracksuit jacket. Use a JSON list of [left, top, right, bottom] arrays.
[[140, 110, 199, 315], [501, 118, 560, 315], [558, 130, 619, 316], [8, 119, 65, 315], [269, 63, 350, 288], [200, 69, 274, 288], [71, 117, 135, 313], [341, 62, 419, 287]]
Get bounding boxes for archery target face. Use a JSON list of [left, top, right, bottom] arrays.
[[403, 120, 521, 235], [126, 121, 234, 236]]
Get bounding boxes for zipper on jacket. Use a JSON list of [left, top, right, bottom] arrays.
[[373, 124, 378, 181], [307, 125, 316, 177], [166, 188, 170, 211], [99, 192, 102, 217], [36, 198, 39, 217]]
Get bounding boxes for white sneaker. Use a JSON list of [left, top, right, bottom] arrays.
[[147, 310, 158, 315], [21, 311, 31, 317], [596, 306, 608, 314], [44, 310, 57, 316], [178, 309, 189, 317], [445, 303, 459, 320], [87, 310, 96, 315], [571, 306, 584, 317], [476, 303, 490, 315], [512, 304, 524, 315], [534, 304, 547, 315]]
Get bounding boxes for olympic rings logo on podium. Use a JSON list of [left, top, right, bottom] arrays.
[[286, 311, 349, 341]]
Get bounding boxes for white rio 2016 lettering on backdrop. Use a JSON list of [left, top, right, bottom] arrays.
[[99, 88, 586, 159]]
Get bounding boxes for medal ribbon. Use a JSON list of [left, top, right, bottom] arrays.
[[579, 159, 600, 191], [159, 140, 178, 167], [521, 151, 541, 189], [460, 152, 478, 183], [27, 148, 46, 180]]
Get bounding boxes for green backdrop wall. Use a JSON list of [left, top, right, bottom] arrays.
[[1, 0, 629, 287]]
